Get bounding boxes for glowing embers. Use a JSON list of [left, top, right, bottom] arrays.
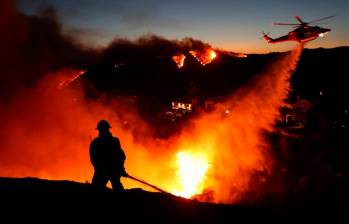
[[189, 48, 217, 66], [57, 70, 86, 89], [172, 54, 186, 69], [173, 151, 210, 198]]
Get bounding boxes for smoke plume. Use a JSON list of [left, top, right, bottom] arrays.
[[0, 0, 94, 100]]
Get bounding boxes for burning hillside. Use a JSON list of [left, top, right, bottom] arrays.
[[172, 54, 186, 69], [1, 0, 349, 209], [189, 48, 217, 66], [0, 0, 300, 203], [0, 35, 302, 204]]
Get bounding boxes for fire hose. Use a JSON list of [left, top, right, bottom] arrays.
[[88, 138, 170, 194], [124, 174, 170, 194]]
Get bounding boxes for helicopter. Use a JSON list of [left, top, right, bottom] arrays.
[[263, 16, 333, 44]]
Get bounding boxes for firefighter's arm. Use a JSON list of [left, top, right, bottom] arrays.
[[120, 150, 128, 177], [116, 138, 128, 176], [121, 166, 129, 177], [89, 142, 97, 167]]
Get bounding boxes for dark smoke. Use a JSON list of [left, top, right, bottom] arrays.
[[0, 0, 95, 100], [102, 35, 212, 65]]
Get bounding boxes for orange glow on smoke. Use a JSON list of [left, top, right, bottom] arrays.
[[173, 151, 210, 198], [172, 54, 186, 68], [220, 50, 248, 58], [189, 48, 217, 65], [0, 45, 303, 203]]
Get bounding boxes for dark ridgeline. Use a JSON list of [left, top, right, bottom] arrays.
[[0, 177, 345, 222], [0, 177, 292, 222]]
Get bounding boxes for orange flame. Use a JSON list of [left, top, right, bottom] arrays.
[[189, 48, 216, 65], [172, 54, 186, 69], [173, 151, 210, 198]]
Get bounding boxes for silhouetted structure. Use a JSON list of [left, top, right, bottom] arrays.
[[282, 99, 313, 128], [90, 120, 127, 191]]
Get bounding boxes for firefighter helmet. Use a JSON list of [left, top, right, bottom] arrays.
[[96, 120, 111, 130]]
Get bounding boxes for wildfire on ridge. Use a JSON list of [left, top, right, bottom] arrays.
[[172, 54, 186, 69], [189, 48, 217, 66], [236, 53, 247, 58], [173, 151, 210, 198], [223, 51, 248, 58], [58, 70, 86, 89]]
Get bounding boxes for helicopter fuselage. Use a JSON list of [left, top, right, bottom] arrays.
[[288, 26, 331, 42], [263, 16, 333, 44]]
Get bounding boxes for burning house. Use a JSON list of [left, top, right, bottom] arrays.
[[282, 99, 313, 129], [162, 100, 195, 122]]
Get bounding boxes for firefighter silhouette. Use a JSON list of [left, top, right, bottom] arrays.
[[90, 120, 127, 191]]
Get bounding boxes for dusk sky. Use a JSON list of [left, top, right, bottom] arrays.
[[19, 0, 349, 53]]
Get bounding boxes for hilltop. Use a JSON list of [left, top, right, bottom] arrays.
[[1, 177, 284, 222]]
